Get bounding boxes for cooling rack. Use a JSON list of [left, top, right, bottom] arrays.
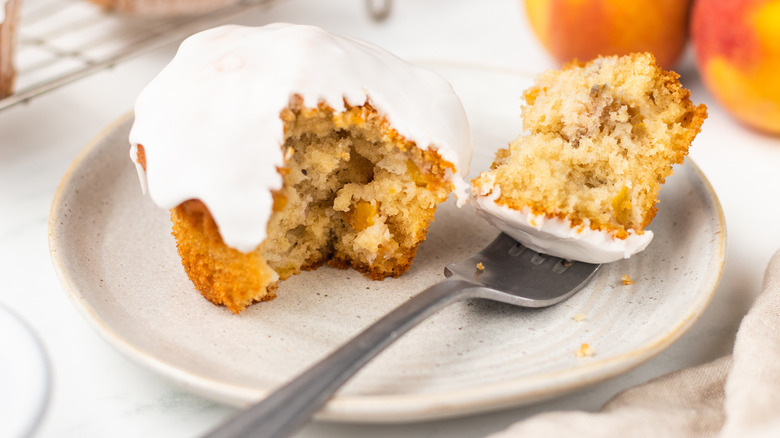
[[0, 0, 391, 111]]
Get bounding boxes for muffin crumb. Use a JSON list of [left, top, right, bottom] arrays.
[[575, 343, 595, 357]]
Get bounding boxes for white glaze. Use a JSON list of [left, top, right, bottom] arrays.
[[130, 23, 472, 253], [473, 188, 653, 264]]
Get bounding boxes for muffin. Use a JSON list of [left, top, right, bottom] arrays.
[[1, 0, 21, 99], [130, 24, 472, 313], [471, 53, 707, 263], [87, 0, 240, 16]]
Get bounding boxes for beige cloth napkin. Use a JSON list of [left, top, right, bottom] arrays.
[[490, 249, 780, 438]]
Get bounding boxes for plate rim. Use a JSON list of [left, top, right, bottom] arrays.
[[49, 69, 727, 423]]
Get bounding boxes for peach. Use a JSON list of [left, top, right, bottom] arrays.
[[524, 0, 690, 69], [691, 0, 780, 134]]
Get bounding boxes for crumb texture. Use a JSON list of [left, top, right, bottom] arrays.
[[472, 53, 707, 237], [168, 100, 454, 313]]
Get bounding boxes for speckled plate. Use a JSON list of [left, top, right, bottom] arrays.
[[49, 63, 726, 423]]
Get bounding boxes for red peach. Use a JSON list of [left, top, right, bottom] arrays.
[[524, 0, 691, 69], [692, 0, 780, 134]]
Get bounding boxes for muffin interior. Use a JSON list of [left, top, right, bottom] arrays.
[[473, 53, 707, 236], [265, 99, 454, 279], [165, 98, 455, 312]]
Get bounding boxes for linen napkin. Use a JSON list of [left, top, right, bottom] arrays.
[[490, 249, 780, 438]]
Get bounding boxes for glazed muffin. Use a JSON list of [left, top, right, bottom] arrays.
[[472, 53, 707, 263], [1, 0, 22, 99], [130, 24, 472, 313]]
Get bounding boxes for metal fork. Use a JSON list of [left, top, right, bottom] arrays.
[[204, 233, 601, 438]]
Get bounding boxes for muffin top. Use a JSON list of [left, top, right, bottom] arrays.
[[130, 23, 472, 252]]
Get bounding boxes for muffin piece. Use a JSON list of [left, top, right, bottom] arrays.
[[472, 53, 707, 263], [130, 24, 472, 313], [1, 0, 22, 99], [87, 0, 240, 16]]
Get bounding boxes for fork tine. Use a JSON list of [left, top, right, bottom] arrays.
[[444, 233, 600, 307]]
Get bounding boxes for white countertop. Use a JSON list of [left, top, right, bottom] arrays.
[[2, 0, 780, 437]]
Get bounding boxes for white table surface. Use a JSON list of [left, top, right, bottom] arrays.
[[2, 0, 780, 437]]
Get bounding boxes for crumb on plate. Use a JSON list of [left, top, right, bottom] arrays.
[[575, 343, 594, 357]]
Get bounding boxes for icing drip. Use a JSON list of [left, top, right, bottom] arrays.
[[473, 189, 653, 264]]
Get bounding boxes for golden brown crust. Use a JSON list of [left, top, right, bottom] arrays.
[[135, 144, 147, 169], [171, 200, 278, 314], [327, 250, 414, 280]]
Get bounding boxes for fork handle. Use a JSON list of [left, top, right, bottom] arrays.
[[203, 279, 476, 438]]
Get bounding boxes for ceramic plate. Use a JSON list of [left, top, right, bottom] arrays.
[[0, 304, 50, 437], [49, 63, 726, 422]]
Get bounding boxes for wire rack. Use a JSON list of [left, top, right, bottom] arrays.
[[1, 0, 391, 112]]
